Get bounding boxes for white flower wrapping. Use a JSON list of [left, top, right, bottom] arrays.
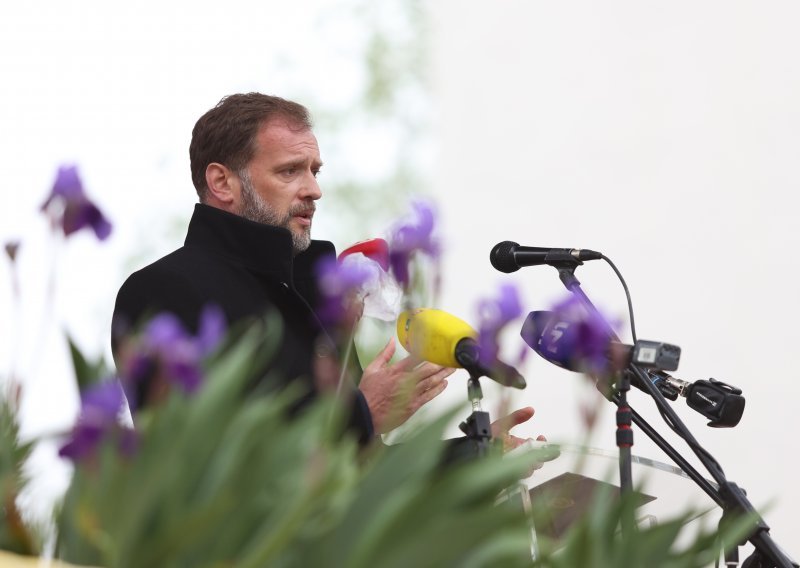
[[339, 252, 402, 322]]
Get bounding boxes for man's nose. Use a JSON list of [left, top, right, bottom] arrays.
[[301, 171, 322, 200]]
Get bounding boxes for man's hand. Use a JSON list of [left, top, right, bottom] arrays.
[[491, 406, 549, 478], [491, 406, 547, 452], [360, 337, 454, 434]]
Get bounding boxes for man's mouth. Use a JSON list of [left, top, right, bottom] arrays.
[[292, 208, 315, 227]]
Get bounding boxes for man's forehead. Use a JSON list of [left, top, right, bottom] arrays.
[[255, 119, 319, 156], [259, 118, 314, 140]]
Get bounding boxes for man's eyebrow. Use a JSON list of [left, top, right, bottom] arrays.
[[273, 158, 304, 169], [274, 158, 323, 170]]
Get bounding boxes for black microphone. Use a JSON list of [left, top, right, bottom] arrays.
[[645, 371, 745, 428], [490, 241, 603, 273]]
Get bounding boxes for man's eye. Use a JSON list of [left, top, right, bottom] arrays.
[[284, 168, 297, 176], [312, 169, 321, 178]]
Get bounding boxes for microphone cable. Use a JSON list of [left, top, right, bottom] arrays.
[[600, 254, 637, 343], [598, 254, 727, 478]]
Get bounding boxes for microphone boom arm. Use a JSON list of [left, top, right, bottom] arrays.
[[553, 264, 796, 567]]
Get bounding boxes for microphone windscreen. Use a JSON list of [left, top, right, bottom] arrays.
[[338, 238, 389, 271], [520, 310, 610, 373], [521, 311, 584, 372], [397, 308, 477, 368], [522, 310, 618, 375]]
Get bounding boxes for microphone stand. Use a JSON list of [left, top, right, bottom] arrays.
[[554, 267, 634, 508], [554, 264, 797, 567], [624, 358, 795, 566], [457, 372, 493, 458]]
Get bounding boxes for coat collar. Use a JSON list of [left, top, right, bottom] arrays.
[[184, 204, 335, 286]]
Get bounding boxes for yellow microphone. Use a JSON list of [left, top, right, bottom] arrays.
[[396, 308, 526, 389], [397, 308, 476, 367]]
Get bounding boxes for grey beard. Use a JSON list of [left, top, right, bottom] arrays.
[[238, 170, 311, 254]]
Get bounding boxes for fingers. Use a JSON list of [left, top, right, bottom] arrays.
[[392, 357, 451, 383], [365, 337, 396, 371], [509, 406, 535, 427], [505, 434, 528, 452], [413, 366, 455, 393], [411, 376, 448, 410], [413, 362, 453, 382], [492, 406, 535, 433], [408, 365, 453, 410], [390, 354, 421, 373], [491, 406, 535, 443]]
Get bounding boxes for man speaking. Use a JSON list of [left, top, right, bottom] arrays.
[[112, 92, 535, 447]]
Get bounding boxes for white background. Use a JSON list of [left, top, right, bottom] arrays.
[[0, 0, 797, 559], [426, 0, 800, 553]]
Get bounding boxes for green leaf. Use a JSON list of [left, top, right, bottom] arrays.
[[1, 402, 41, 556], [66, 333, 106, 390], [54, 317, 763, 568]]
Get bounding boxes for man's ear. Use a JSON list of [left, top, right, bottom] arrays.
[[205, 163, 240, 210]]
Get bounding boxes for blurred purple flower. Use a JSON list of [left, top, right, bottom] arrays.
[[40, 165, 112, 240], [58, 380, 136, 462], [476, 283, 524, 368], [4, 240, 21, 298], [387, 201, 440, 289], [549, 294, 617, 374], [197, 305, 227, 353], [124, 305, 226, 399], [4, 240, 20, 263], [315, 255, 375, 327]]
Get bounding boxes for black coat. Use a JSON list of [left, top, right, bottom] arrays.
[[112, 203, 374, 442]]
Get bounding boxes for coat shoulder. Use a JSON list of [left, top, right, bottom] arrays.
[[113, 248, 211, 340]]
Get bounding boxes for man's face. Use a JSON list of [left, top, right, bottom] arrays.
[[237, 119, 322, 253]]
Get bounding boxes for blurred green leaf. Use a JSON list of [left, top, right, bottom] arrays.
[[530, 480, 757, 568], [50, 316, 763, 568], [66, 334, 107, 390], [0, 401, 40, 556]]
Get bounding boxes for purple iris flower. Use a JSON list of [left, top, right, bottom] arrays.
[[387, 201, 440, 290], [40, 165, 112, 240], [476, 283, 524, 368], [549, 294, 617, 374], [58, 380, 136, 462], [124, 305, 226, 399], [315, 255, 374, 327]]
